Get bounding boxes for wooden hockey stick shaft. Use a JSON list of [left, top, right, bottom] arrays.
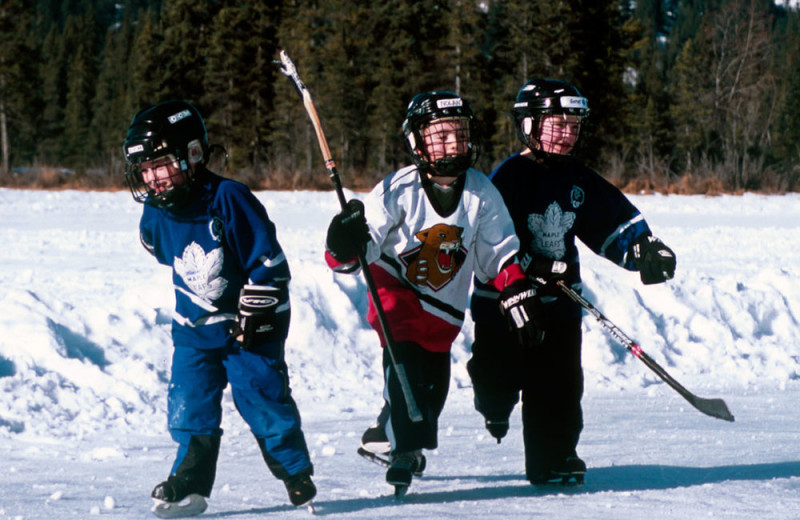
[[277, 50, 423, 423]]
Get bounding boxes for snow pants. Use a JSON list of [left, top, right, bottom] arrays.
[[469, 293, 584, 480], [383, 341, 450, 455], [167, 342, 312, 495]]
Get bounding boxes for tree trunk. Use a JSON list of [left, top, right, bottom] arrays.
[[0, 71, 8, 177]]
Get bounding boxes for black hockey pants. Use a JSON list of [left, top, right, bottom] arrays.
[[383, 341, 450, 455], [470, 294, 584, 479]]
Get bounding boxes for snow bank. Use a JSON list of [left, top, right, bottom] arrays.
[[1, 189, 798, 440]]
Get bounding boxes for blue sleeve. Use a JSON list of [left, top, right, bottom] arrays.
[[139, 206, 168, 264], [215, 181, 291, 288], [576, 173, 651, 270]]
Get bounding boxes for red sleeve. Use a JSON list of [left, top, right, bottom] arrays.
[[490, 263, 526, 292], [325, 250, 360, 274]]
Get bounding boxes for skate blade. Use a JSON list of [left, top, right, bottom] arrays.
[[531, 474, 585, 487], [359, 448, 425, 477], [553, 470, 585, 486], [358, 447, 390, 468], [151, 494, 207, 518], [393, 485, 409, 499]]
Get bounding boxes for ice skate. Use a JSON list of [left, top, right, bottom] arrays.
[[484, 419, 509, 443], [528, 455, 586, 487], [386, 451, 424, 498], [284, 471, 317, 508], [151, 476, 208, 518], [360, 423, 391, 456]]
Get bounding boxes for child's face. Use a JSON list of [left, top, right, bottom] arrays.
[[421, 118, 470, 162], [140, 155, 185, 194], [538, 114, 581, 155]]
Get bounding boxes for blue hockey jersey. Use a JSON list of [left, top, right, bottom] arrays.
[[139, 171, 290, 350]]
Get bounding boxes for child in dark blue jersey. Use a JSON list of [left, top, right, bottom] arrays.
[[123, 100, 315, 516], [468, 79, 676, 485]]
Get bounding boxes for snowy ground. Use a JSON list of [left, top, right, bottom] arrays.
[[1, 188, 799, 519]]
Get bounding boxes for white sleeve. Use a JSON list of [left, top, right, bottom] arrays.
[[470, 174, 520, 284]]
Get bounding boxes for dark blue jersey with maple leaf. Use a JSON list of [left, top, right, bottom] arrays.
[[474, 152, 651, 303], [139, 171, 291, 349]]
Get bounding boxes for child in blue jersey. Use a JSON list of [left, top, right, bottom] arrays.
[[123, 100, 315, 516], [468, 79, 676, 485]]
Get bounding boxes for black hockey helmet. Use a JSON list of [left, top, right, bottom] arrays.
[[402, 91, 479, 178], [512, 78, 589, 156], [123, 100, 209, 207]]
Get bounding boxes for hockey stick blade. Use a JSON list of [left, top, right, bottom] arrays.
[[687, 395, 735, 422], [557, 281, 735, 422]]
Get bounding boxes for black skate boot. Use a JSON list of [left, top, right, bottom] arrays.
[[528, 455, 586, 486], [485, 419, 509, 443], [358, 422, 396, 468], [552, 455, 586, 485], [151, 475, 208, 518], [360, 423, 391, 455], [284, 471, 317, 507], [386, 451, 424, 498]]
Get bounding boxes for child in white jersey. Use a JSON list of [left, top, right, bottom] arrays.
[[323, 91, 544, 494]]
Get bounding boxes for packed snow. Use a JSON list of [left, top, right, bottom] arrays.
[[1, 188, 799, 519]]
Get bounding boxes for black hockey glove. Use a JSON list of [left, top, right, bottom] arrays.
[[325, 199, 370, 261], [629, 234, 676, 285], [520, 252, 568, 288], [231, 284, 283, 349], [499, 280, 545, 347]]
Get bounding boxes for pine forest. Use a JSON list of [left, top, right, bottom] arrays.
[[0, 0, 798, 193]]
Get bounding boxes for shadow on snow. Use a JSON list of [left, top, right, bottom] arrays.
[[301, 460, 800, 516]]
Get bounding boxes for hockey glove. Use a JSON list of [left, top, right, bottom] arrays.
[[520, 252, 568, 288], [231, 284, 283, 349], [325, 199, 370, 261], [499, 280, 545, 347], [629, 234, 676, 285]]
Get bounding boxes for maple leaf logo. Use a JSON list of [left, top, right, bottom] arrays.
[[527, 202, 575, 260], [174, 242, 228, 302]]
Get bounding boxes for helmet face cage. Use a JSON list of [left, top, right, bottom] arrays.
[[512, 79, 589, 157], [123, 101, 208, 208], [403, 91, 479, 177]]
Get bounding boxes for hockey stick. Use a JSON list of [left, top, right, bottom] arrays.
[[556, 281, 735, 422], [276, 50, 423, 423]]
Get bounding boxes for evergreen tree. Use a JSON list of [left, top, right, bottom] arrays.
[[203, 3, 281, 177], [61, 10, 99, 175], [669, 38, 712, 176], [0, 0, 39, 176], [128, 7, 163, 109], [38, 23, 68, 164], [156, 0, 222, 103], [90, 7, 136, 180], [771, 5, 800, 189]]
